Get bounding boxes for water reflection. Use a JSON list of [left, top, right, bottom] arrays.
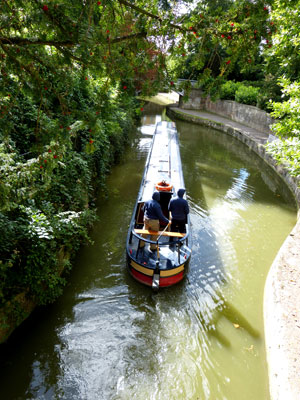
[[225, 169, 252, 202]]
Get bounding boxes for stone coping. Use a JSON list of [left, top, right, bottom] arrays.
[[167, 106, 300, 400]]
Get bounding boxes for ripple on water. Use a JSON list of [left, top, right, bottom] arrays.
[[56, 286, 141, 400]]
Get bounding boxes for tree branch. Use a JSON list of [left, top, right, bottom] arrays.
[[0, 31, 147, 48], [54, 45, 86, 64], [0, 37, 74, 47], [111, 31, 147, 43], [117, 0, 186, 32], [118, 0, 162, 21]]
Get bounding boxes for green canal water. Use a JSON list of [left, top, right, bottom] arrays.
[[0, 101, 297, 400]]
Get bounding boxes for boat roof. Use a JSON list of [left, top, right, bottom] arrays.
[[139, 121, 185, 202]]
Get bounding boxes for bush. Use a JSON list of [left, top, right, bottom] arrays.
[[219, 81, 241, 100], [234, 85, 260, 106], [217, 78, 282, 111], [270, 78, 300, 139], [266, 137, 300, 178]]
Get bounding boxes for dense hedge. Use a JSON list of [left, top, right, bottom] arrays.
[[219, 79, 282, 110], [0, 74, 140, 312]]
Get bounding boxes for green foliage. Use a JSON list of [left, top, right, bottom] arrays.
[[266, 137, 300, 178], [0, 87, 137, 308], [218, 80, 263, 107], [270, 78, 300, 139], [265, 0, 300, 80], [261, 1, 300, 182], [234, 85, 260, 106], [167, 0, 272, 90], [0, 58, 140, 312], [0, 202, 96, 306], [219, 81, 241, 100], [253, 77, 282, 111], [0, 0, 170, 103], [0, 0, 148, 317], [216, 78, 282, 111]]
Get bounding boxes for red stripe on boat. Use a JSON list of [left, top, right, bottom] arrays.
[[130, 267, 153, 286], [159, 271, 184, 287], [130, 267, 184, 288]]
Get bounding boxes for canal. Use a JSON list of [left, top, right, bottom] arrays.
[[0, 100, 297, 400]]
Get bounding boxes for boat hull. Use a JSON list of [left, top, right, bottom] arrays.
[[127, 255, 189, 288]]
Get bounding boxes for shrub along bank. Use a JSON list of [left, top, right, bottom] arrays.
[[0, 74, 141, 341], [218, 79, 282, 111]]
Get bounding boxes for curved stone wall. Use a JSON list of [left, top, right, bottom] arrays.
[[179, 89, 275, 135]]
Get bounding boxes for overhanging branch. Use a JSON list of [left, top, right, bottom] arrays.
[[0, 37, 74, 47], [0, 32, 147, 48], [117, 0, 186, 32], [111, 31, 147, 43]]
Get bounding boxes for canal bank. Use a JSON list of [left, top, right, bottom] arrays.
[[167, 105, 300, 400]]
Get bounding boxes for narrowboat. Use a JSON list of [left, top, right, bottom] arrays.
[[126, 121, 192, 290]]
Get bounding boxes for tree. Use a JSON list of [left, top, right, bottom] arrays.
[[0, 1, 274, 102], [265, 0, 300, 80], [264, 0, 300, 137], [263, 1, 300, 176], [166, 0, 274, 93]]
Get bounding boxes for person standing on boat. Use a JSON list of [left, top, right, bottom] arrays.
[[168, 188, 189, 233], [140, 191, 170, 251]]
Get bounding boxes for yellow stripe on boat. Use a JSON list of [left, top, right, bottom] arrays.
[[131, 261, 154, 276], [134, 228, 185, 238], [160, 264, 185, 277]]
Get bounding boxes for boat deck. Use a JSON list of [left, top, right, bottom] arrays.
[[130, 237, 188, 270], [140, 121, 184, 202]]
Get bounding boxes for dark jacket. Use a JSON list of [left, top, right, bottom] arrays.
[[143, 192, 169, 224], [168, 188, 189, 221]]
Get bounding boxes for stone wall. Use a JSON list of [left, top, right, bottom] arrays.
[[179, 89, 275, 136], [179, 89, 204, 110]]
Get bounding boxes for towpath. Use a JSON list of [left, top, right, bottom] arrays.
[[168, 106, 270, 143], [167, 105, 300, 400]]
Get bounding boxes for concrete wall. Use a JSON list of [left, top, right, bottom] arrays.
[[179, 89, 275, 136], [179, 89, 204, 110]]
